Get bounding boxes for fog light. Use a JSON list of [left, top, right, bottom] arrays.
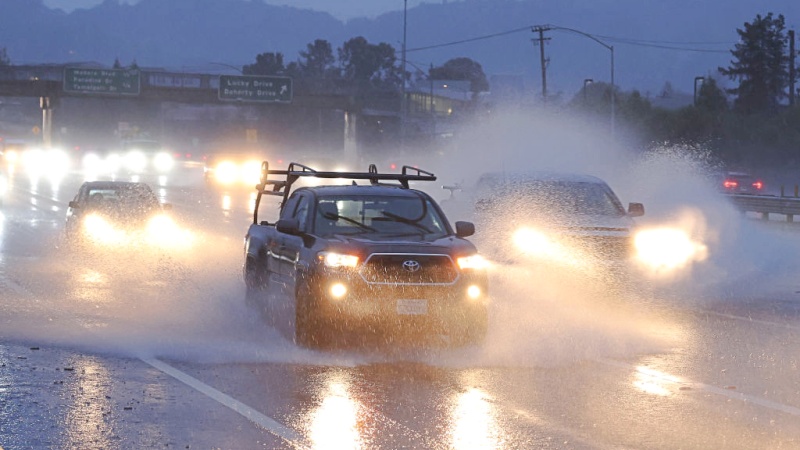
[[330, 282, 347, 299], [467, 285, 481, 300]]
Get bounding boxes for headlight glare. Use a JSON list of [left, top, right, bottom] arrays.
[[457, 254, 488, 270], [319, 251, 359, 268], [330, 282, 348, 299]]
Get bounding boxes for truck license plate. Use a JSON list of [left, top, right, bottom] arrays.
[[396, 299, 428, 315]]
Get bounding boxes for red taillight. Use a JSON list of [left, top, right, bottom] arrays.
[[390, 163, 397, 170], [173, 152, 181, 158], [185, 153, 192, 159], [723, 180, 738, 189], [752, 180, 763, 190]]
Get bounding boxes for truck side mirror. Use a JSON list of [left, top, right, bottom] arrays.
[[276, 218, 300, 235], [455, 221, 475, 238], [68, 201, 79, 208], [627, 202, 645, 217]]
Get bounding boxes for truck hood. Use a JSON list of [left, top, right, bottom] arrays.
[[323, 234, 478, 257]]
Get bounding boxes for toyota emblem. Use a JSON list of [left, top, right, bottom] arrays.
[[402, 260, 421, 273]]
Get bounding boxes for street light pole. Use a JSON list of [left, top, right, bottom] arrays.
[[583, 78, 594, 103], [610, 45, 615, 136], [693, 76, 705, 105], [548, 25, 615, 137], [400, 0, 407, 150]]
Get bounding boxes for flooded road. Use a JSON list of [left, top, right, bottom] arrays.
[[1, 163, 800, 449]]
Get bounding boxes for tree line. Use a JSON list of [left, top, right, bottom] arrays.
[[571, 12, 800, 168], [239, 37, 488, 96]]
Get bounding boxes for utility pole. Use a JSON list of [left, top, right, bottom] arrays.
[[790, 29, 796, 107], [532, 26, 551, 104], [400, 0, 408, 150]]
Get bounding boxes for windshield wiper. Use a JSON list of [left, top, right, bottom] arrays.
[[379, 211, 432, 233], [321, 212, 377, 232]]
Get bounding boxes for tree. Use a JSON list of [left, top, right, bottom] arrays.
[[695, 78, 728, 113], [719, 12, 789, 114], [298, 39, 335, 78], [429, 57, 489, 93], [243, 52, 285, 76], [338, 37, 402, 89], [1, 47, 11, 66]]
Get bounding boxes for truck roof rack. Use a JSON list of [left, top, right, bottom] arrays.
[[252, 161, 437, 224]]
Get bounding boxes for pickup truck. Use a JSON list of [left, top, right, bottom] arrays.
[[243, 162, 489, 348]]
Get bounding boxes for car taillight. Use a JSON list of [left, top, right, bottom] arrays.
[[723, 180, 738, 189], [752, 180, 763, 190]]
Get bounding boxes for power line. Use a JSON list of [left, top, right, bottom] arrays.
[[406, 26, 531, 52], [406, 24, 734, 54]]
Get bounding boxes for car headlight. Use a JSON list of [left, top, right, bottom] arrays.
[[242, 160, 262, 185], [153, 152, 175, 172], [513, 227, 557, 255], [4, 150, 18, 163], [146, 214, 194, 248], [318, 251, 359, 268], [83, 214, 123, 244], [457, 254, 488, 270], [214, 161, 238, 184], [634, 227, 706, 271]]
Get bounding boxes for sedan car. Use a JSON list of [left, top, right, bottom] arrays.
[[65, 181, 191, 248], [721, 171, 764, 195]]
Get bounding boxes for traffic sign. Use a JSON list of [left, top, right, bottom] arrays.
[[218, 75, 292, 103], [63, 67, 141, 95]]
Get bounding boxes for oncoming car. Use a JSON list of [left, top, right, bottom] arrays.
[[203, 151, 265, 186], [473, 172, 644, 274], [65, 181, 191, 248], [472, 171, 703, 276]]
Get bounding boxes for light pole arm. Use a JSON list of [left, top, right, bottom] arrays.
[[548, 25, 615, 137]]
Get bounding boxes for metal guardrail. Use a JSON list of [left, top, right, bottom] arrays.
[[727, 193, 800, 222]]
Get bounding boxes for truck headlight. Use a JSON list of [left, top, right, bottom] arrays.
[[457, 254, 488, 270], [330, 282, 348, 298], [319, 251, 359, 268]]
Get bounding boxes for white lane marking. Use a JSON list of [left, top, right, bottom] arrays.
[[143, 358, 308, 448], [700, 309, 800, 332], [594, 357, 800, 417]]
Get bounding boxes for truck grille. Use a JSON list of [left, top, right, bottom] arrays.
[[359, 253, 459, 285]]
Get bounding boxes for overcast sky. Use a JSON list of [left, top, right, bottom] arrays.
[[42, 0, 428, 20]]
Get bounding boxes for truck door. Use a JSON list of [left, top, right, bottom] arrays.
[[279, 194, 311, 288]]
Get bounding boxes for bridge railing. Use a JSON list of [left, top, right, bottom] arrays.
[[727, 190, 800, 222]]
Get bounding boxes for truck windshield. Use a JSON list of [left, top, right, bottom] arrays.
[[314, 194, 449, 239]]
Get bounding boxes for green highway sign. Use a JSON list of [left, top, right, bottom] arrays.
[[218, 75, 292, 103], [63, 67, 141, 95]]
